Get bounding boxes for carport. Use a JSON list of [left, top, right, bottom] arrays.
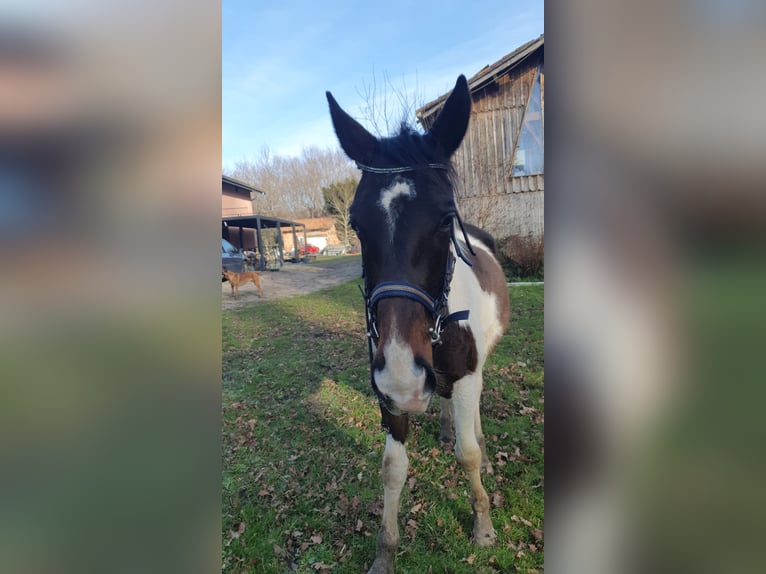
[[222, 215, 308, 271]]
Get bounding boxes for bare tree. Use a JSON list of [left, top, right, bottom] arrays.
[[322, 177, 359, 248], [355, 70, 425, 137], [225, 146, 357, 219]]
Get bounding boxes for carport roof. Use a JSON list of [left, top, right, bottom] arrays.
[[222, 214, 305, 230]]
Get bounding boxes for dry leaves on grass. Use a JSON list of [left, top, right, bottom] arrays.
[[228, 521, 246, 540]]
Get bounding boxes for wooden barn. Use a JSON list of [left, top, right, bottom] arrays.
[[417, 35, 544, 242]]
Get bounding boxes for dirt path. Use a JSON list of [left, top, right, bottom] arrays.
[[222, 257, 362, 310]]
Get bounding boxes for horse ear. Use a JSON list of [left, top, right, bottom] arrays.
[[426, 75, 471, 157], [326, 91, 378, 164]]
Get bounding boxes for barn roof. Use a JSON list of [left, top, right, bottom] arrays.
[[417, 34, 544, 124], [293, 217, 337, 231]]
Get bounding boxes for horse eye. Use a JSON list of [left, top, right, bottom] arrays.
[[439, 214, 454, 230]]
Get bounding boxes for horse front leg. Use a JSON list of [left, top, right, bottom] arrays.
[[452, 373, 497, 546], [439, 397, 455, 444], [369, 412, 409, 574]]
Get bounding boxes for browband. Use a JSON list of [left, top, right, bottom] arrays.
[[355, 161, 450, 174]]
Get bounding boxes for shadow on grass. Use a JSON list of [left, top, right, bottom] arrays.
[[222, 281, 544, 573]]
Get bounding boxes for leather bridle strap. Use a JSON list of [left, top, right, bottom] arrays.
[[355, 161, 450, 174], [363, 251, 470, 347], [369, 282, 437, 312]]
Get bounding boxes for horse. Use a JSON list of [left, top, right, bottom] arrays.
[[326, 74, 510, 574]]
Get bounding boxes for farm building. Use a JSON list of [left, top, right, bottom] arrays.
[[417, 34, 544, 242], [221, 176, 308, 270], [222, 175, 265, 217], [281, 217, 342, 253]]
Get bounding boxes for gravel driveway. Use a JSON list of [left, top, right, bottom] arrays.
[[221, 257, 362, 310]]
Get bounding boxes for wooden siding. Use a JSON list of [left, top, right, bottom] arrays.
[[421, 54, 544, 240]]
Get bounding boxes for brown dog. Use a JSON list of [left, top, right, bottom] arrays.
[[222, 268, 264, 299]]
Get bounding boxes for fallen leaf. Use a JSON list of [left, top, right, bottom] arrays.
[[310, 561, 336, 571], [409, 503, 422, 514], [511, 514, 534, 527], [355, 519, 364, 532], [273, 545, 282, 555], [310, 534, 323, 544], [531, 528, 543, 542], [229, 521, 246, 539]]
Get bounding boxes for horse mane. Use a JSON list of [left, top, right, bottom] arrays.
[[376, 123, 460, 194]]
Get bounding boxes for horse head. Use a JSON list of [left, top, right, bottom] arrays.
[[327, 76, 472, 416]]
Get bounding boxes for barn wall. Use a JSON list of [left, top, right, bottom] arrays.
[[222, 191, 253, 217], [457, 189, 544, 239], [423, 53, 544, 241]]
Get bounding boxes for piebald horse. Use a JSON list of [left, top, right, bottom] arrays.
[[326, 75, 510, 574]]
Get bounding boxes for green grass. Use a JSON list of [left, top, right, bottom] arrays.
[[309, 254, 362, 268], [222, 281, 544, 573]]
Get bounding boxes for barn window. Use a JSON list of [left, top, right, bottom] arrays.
[[512, 64, 544, 176]]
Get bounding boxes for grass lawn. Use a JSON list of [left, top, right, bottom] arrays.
[[309, 254, 361, 268], [222, 281, 544, 573]]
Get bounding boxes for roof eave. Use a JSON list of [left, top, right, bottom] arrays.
[[416, 34, 544, 123]]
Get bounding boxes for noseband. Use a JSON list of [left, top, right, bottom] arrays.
[[356, 161, 476, 365]]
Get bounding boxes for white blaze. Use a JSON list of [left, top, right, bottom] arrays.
[[377, 179, 416, 240]]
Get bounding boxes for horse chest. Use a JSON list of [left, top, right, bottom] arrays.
[[432, 324, 478, 398]]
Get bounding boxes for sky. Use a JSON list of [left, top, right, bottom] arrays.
[[222, 0, 544, 171]]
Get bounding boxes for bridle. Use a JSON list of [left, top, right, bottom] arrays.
[[355, 161, 476, 366]]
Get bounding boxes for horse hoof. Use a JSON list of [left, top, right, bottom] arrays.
[[472, 528, 497, 547]]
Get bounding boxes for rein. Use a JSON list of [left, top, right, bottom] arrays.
[[355, 161, 476, 365]]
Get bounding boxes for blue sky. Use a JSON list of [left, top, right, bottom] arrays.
[[223, 0, 543, 170]]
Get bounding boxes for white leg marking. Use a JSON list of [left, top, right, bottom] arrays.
[[369, 434, 409, 573], [380, 435, 408, 536], [452, 373, 497, 546]]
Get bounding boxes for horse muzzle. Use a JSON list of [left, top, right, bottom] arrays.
[[381, 391, 433, 416]]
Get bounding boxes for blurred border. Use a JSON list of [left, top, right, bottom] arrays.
[[0, 2, 221, 573], [546, 1, 766, 573]]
